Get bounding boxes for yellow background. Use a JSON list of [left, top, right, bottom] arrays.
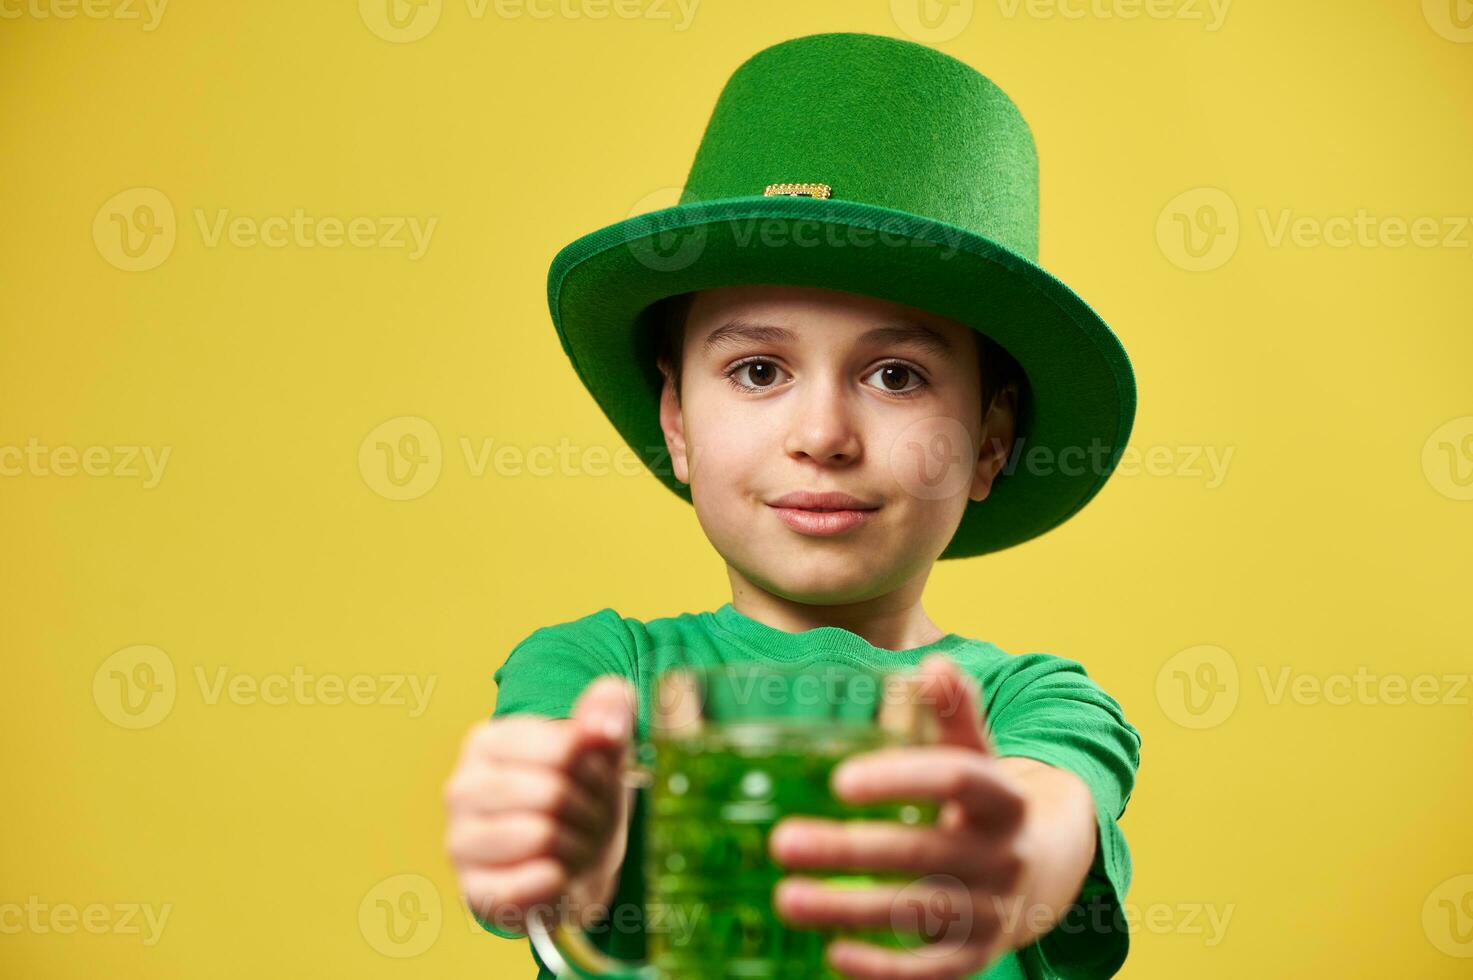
[[2, 1, 1471, 977]]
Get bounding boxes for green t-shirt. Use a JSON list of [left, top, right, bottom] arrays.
[[477, 602, 1141, 980]]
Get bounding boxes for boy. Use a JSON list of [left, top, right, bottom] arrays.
[[444, 32, 1140, 980]]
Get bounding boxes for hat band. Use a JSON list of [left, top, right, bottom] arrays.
[[762, 182, 832, 199]]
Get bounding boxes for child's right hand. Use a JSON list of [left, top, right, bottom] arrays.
[[443, 675, 638, 937]]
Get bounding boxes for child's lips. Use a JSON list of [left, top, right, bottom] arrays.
[[767, 505, 877, 536]]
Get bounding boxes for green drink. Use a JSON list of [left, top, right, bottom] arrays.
[[644, 720, 939, 979], [529, 661, 941, 980]]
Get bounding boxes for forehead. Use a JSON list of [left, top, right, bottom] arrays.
[[684, 284, 977, 357]]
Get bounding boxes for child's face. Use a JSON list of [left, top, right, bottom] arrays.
[[657, 284, 1016, 604]]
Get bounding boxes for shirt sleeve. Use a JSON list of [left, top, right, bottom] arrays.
[[473, 608, 636, 949], [982, 652, 1142, 980]]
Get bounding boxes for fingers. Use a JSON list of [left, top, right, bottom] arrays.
[[772, 877, 1004, 980], [774, 874, 983, 931], [458, 859, 569, 935], [443, 761, 613, 838], [460, 717, 615, 797], [445, 678, 641, 939], [456, 672, 638, 803], [832, 747, 1026, 837], [915, 653, 992, 755], [826, 933, 1002, 980], [445, 811, 601, 873], [769, 818, 1023, 893], [572, 675, 638, 748]]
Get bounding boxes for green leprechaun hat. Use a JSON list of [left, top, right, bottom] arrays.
[[544, 31, 1136, 559]]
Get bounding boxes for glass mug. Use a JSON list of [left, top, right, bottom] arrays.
[[528, 660, 944, 979]]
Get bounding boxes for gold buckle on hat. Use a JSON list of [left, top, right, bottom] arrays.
[[763, 182, 832, 199]]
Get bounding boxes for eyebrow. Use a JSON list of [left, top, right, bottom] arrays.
[[699, 318, 956, 358]]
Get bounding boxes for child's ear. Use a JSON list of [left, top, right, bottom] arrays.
[[656, 355, 691, 486], [970, 381, 1019, 503]]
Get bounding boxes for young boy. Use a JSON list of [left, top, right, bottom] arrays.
[[444, 31, 1140, 980]]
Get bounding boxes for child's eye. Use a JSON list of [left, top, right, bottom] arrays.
[[863, 362, 929, 397], [724, 359, 930, 396], [725, 358, 789, 391]]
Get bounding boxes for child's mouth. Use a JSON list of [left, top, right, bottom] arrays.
[[767, 505, 877, 536]]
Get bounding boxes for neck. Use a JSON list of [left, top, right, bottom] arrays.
[[724, 568, 945, 651]]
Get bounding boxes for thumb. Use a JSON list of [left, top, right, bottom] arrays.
[[915, 653, 994, 755], [570, 674, 637, 749]]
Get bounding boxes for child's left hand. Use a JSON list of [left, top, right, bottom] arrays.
[[767, 652, 1097, 980]]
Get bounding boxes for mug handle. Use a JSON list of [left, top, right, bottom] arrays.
[[527, 759, 659, 980], [526, 904, 658, 980]]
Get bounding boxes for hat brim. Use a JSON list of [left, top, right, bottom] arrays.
[[545, 194, 1135, 559]]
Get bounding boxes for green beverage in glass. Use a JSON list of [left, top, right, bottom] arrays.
[[530, 661, 942, 979]]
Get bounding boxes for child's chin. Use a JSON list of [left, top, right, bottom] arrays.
[[742, 554, 892, 603]]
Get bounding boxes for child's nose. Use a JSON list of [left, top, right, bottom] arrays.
[[782, 386, 864, 465]]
